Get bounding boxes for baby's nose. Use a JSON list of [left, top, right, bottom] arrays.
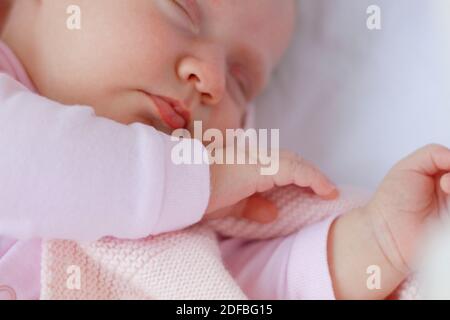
[[178, 56, 226, 106]]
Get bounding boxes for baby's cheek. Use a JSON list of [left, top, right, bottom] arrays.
[[213, 103, 246, 133]]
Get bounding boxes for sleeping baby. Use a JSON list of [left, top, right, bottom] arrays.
[[1, 0, 450, 300]]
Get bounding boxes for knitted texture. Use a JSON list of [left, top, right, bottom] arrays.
[[41, 226, 245, 300], [40, 185, 419, 300]]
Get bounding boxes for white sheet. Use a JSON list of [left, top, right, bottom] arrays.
[[256, 0, 450, 189]]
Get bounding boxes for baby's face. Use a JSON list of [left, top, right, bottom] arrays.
[[14, 0, 295, 135]]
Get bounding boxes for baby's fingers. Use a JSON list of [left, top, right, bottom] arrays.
[[274, 152, 338, 200], [239, 195, 279, 224], [397, 144, 450, 175], [294, 161, 339, 199]]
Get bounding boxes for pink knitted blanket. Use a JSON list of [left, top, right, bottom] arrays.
[[40, 186, 418, 300]]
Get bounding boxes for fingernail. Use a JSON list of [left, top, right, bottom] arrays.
[[324, 188, 339, 200]]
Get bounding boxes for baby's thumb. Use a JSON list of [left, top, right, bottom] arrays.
[[440, 173, 450, 194], [236, 194, 279, 224]]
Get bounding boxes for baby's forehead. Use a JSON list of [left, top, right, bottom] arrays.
[[208, 0, 296, 30]]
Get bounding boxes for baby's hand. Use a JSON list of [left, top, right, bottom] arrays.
[[367, 144, 450, 272], [205, 148, 339, 222]]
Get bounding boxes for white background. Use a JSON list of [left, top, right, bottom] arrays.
[[256, 0, 450, 189]]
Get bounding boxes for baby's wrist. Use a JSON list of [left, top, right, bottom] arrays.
[[364, 203, 411, 275], [329, 207, 407, 299]]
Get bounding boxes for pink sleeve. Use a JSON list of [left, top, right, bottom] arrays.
[[220, 216, 338, 300], [0, 74, 210, 241]]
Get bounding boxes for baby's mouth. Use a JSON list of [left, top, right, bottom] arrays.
[[144, 92, 191, 130]]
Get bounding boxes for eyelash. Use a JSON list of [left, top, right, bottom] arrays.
[[235, 77, 247, 97], [171, 0, 194, 23], [230, 68, 250, 100]]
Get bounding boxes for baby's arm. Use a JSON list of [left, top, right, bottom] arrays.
[[0, 74, 210, 241], [221, 207, 403, 300], [220, 215, 338, 300], [328, 208, 405, 299], [0, 73, 339, 241]]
